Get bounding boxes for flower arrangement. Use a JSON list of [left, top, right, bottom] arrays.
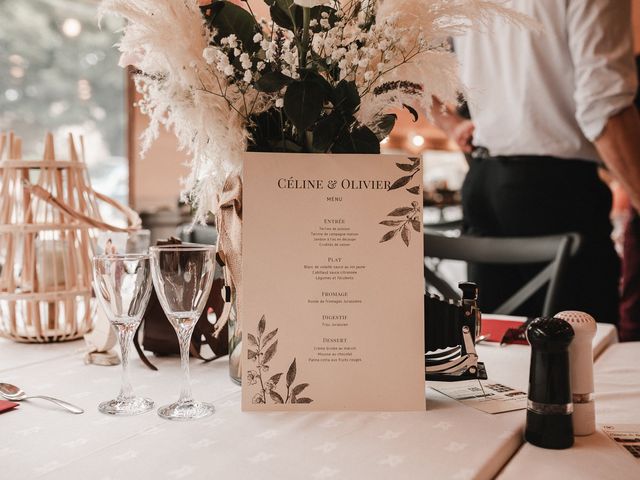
[[101, 0, 530, 220]]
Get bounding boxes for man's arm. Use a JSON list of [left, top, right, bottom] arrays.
[[595, 105, 640, 212]]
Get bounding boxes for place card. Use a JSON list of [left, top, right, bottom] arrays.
[[0, 400, 19, 414], [603, 424, 640, 460], [431, 380, 527, 414], [241, 153, 425, 411]]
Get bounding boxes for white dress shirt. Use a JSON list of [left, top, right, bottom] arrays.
[[454, 0, 637, 162]]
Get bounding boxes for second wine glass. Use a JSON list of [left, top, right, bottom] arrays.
[[150, 244, 216, 420]]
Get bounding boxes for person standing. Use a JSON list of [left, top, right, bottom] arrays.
[[433, 0, 640, 325]]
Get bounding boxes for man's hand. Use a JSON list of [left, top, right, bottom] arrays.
[[451, 119, 475, 153], [594, 106, 640, 213]]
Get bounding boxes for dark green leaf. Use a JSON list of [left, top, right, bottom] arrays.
[[401, 225, 410, 246], [258, 315, 266, 336], [269, 390, 284, 404], [263, 340, 278, 364], [332, 125, 380, 154], [374, 114, 397, 140], [407, 185, 421, 195], [403, 103, 419, 122], [300, 70, 333, 99], [204, 1, 260, 54], [311, 114, 342, 152], [411, 219, 422, 232], [379, 220, 403, 226], [255, 71, 293, 93], [388, 207, 414, 216], [284, 80, 326, 131], [380, 230, 397, 243], [286, 358, 297, 388], [333, 80, 360, 114], [292, 383, 309, 396], [263, 328, 278, 346], [269, 0, 302, 31], [396, 163, 416, 172], [388, 175, 413, 190]]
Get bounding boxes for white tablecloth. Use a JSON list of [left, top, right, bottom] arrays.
[[498, 341, 640, 480], [0, 324, 625, 480]]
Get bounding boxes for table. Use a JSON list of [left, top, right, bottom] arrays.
[[0, 324, 631, 480]]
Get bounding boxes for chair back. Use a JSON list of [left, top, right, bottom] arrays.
[[424, 232, 581, 317]]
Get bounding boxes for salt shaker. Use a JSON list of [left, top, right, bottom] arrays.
[[555, 311, 597, 436], [525, 317, 575, 449]]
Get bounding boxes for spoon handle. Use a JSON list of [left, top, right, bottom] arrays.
[[28, 395, 84, 414]]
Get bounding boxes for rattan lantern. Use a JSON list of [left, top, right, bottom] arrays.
[[0, 132, 140, 343]]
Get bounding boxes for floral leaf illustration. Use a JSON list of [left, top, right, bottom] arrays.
[[406, 185, 420, 195], [387, 207, 414, 216], [388, 175, 412, 191], [247, 333, 258, 347], [292, 383, 309, 396], [269, 373, 284, 386], [410, 157, 420, 165], [294, 397, 313, 404], [286, 358, 297, 388], [248, 349, 258, 360], [411, 219, 422, 232], [269, 390, 284, 404], [396, 163, 415, 172], [380, 230, 397, 243], [401, 225, 410, 247], [379, 220, 403, 226], [258, 315, 266, 337], [263, 328, 278, 346], [263, 340, 278, 364]]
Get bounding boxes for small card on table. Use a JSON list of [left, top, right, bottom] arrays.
[[0, 400, 19, 414], [241, 153, 425, 411], [431, 380, 527, 414]]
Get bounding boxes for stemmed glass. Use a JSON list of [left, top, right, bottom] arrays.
[[92, 254, 154, 415], [150, 245, 216, 420]]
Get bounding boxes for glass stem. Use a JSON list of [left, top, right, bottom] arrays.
[[177, 325, 195, 404], [117, 323, 136, 400]]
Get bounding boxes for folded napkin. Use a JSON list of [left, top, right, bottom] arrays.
[[0, 400, 19, 414], [481, 315, 532, 345]]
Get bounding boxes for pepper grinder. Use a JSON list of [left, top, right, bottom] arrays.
[[525, 317, 575, 449], [555, 311, 597, 436]]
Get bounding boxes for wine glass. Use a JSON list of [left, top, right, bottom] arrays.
[[92, 254, 154, 415], [149, 245, 216, 420]]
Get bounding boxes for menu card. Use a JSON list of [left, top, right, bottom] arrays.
[[241, 153, 425, 411]]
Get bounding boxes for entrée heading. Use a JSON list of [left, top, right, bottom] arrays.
[[277, 178, 391, 190]]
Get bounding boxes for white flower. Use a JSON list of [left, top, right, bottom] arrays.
[[275, 98, 284, 108], [202, 46, 217, 64], [227, 34, 238, 48], [293, 0, 327, 7], [243, 70, 252, 83], [253, 33, 263, 43], [257, 61, 266, 71], [240, 53, 252, 69], [364, 71, 373, 81], [223, 65, 234, 76]]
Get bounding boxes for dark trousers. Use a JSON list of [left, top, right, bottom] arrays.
[[461, 156, 620, 324], [620, 208, 640, 340]]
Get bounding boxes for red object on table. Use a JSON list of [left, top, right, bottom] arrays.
[[0, 400, 19, 414], [481, 315, 529, 345]]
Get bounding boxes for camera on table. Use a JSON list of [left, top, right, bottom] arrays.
[[425, 282, 487, 381]]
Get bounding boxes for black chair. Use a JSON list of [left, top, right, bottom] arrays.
[[424, 232, 581, 317]]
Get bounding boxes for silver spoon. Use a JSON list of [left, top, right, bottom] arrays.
[[0, 383, 84, 414]]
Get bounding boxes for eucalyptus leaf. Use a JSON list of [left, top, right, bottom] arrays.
[[284, 79, 326, 131], [396, 163, 415, 172], [247, 333, 258, 347], [379, 220, 403, 226], [269, 372, 284, 386], [291, 383, 309, 396], [258, 315, 266, 336], [263, 328, 279, 346], [204, 1, 259, 53], [401, 225, 410, 246], [294, 397, 313, 404], [380, 230, 397, 243], [411, 219, 422, 232], [269, 390, 284, 404], [407, 185, 421, 195], [255, 71, 293, 93]]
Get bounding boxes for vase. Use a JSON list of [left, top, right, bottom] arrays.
[[227, 285, 241, 384]]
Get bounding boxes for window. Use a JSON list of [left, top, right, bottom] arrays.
[[0, 0, 127, 206]]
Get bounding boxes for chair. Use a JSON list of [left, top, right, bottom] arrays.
[[424, 232, 582, 317]]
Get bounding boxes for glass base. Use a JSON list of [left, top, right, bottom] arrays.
[[157, 400, 215, 421], [98, 396, 154, 416]]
